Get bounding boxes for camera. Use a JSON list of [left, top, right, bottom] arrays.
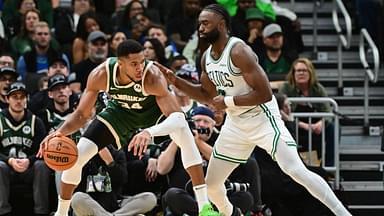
[[187, 118, 210, 135]]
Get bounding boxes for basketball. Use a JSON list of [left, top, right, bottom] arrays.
[[43, 136, 78, 171]]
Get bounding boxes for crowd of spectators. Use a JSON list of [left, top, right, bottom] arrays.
[[1, 0, 381, 215]]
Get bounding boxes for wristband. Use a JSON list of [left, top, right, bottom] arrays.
[[224, 96, 236, 107]]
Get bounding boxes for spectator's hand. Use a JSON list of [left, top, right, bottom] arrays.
[[9, 158, 25, 172], [17, 158, 30, 172], [128, 130, 151, 158], [212, 95, 226, 110], [311, 121, 323, 135], [98, 147, 114, 166], [146, 158, 158, 182], [36, 131, 64, 158], [154, 62, 177, 85], [248, 28, 259, 44], [280, 110, 291, 122]]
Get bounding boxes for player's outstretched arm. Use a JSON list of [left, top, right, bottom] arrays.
[[154, 59, 217, 104], [37, 63, 107, 158]]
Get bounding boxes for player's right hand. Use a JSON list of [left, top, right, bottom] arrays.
[[36, 131, 64, 158], [154, 62, 177, 84]]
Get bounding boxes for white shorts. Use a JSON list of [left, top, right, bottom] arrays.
[[213, 104, 297, 163]]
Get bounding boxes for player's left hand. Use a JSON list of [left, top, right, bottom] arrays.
[[128, 130, 151, 158], [212, 95, 226, 110]]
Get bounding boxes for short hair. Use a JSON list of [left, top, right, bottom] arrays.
[[33, 21, 49, 32], [117, 39, 143, 57], [147, 23, 166, 34], [203, 4, 231, 32]]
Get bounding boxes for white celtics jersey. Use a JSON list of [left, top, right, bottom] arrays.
[[205, 37, 279, 118]]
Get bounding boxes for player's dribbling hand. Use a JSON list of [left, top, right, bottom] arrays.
[[153, 62, 177, 84], [36, 131, 64, 158], [212, 95, 227, 110], [128, 130, 151, 158]]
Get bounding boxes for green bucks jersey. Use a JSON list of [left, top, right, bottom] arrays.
[[44, 109, 82, 143], [97, 57, 163, 149], [0, 113, 35, 158]]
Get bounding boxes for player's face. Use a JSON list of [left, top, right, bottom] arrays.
[[7, 92, 27, 113], [198, 11, 223, 44], [119, 52, 146, 82]]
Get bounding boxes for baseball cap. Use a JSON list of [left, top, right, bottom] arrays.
[[7, 82, 27, 96], [49, 56, 68, 68], [87, 30, 107, 43], [245, 8, 265, 21], [262, 23, 283, 38], [175, 64, 199, 83], [191, 106, 215, 120], [48, 74, 68, 90], [0, 67, 18, 79]]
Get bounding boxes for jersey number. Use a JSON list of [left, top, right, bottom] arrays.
[[119, 102, 143, 109]]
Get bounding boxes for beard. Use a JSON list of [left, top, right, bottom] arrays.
[[200, 28, 220, 44]]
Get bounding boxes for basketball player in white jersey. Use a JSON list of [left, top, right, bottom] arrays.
[[155, 4, 352, 216]]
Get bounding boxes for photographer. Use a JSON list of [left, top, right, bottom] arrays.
[[158, 106, 265, 215]]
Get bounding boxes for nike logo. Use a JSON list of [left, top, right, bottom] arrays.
[[3, 129, 10, 133]]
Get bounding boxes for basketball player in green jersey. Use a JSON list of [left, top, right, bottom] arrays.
[[155, 4, 352, 216], [37, 40, 218, 216]]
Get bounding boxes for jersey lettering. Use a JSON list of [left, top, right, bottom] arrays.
[[208, 70, 234, 88]]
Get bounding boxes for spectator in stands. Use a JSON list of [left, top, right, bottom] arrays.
[[159, 106, 264, 215], [245, 7, 266, 57], [259, 23, 297, 82], [167, 0, 202, 51], [73, 30, 108, 91], [274, 92, 295, 138], [171, 64, 200, 116], [17, 21, 69, 94], [168, 55, 188, 72], [278, 58, 335, 166], [2, 0, 53, 38], [54, 0, 94, 58], [0, 54, 15, 69], [28, 56, 76, 114], [115, 0, 155, 39], [135, 12, 154, 33], [10, 8, 41, 58], [0, 67, 18, 109], [0, 82, 49, 216], [143, 38, 168, 65], [108, 31, 127, 57], [37, 74, 81, 195], [72, 11, 102, 64], [147, 24, 179, 60], [71, 145, 157, 216], [231, 0, 257, 41]]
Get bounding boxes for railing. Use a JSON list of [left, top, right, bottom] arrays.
[[288, 97, 340, 189], [332, 0, 352, 93], [359, 28, 381, 126], [312, 0, 325, 57]]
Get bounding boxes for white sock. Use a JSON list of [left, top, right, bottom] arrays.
[[193, 184, 210, 211], [55, 196, 71, 216]]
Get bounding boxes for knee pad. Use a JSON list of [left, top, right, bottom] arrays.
[[61, 137, 98, 185]]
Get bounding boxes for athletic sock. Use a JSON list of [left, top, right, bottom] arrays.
[[193, 184, 210, 211], [55, 196, 71, 216]]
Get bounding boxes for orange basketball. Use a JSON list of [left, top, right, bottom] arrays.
[[43, 136, 78, 171]]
